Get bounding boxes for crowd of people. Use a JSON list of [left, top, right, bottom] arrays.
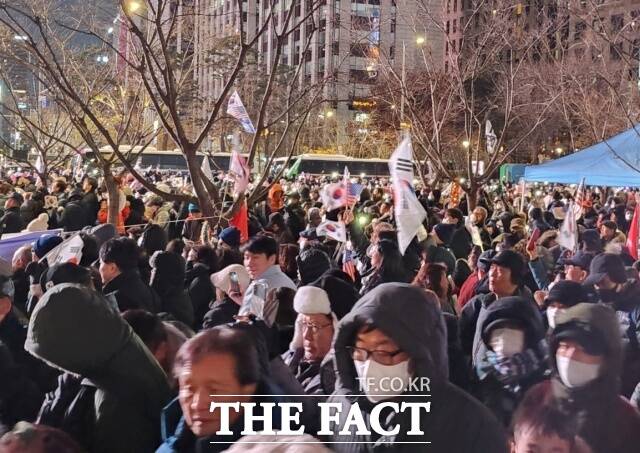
[[0, 167, 639, 452]]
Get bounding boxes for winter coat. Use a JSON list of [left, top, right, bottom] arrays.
[[282, 347, 327, 396], [474, 296, 549, 425], [102, 270, 161, 313], [11, 268, 29, 316], [185, 262, 215, 328], [0, 207, 26, 235], [456, 271, 479, 311], [530, 303, 640, 453], [81, 190, 100, 226], [328, 283, 508, 452], [59, 200, 88, 232], [598, 278, 640, 397], [151, 205, 172, 231], [450, 226, 473, 260], [157, 287, 195, 328], [20, 199, 42, 225], [458, 286, 536, 365], [0, 340, 43, 431], [26, 284, 172, 453], [156, 380, 283, 453], [201, 296, 239, 330], [311, 270, 360, 319]]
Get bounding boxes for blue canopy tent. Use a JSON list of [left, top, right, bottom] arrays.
[[524, 125, 640, 186]]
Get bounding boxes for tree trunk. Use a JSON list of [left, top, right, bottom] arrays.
[[104, 168, 120, 226], [185, 151, 216, 219], [466, 182, 478, 211]]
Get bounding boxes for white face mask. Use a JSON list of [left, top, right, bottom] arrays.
[[546, 307, 564, 329], [556, 355, 600, 388], [354, 359, 411, 403], [488, 328, 525, 358]]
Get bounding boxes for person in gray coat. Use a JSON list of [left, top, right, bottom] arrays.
[[327, 283, 507, 452]]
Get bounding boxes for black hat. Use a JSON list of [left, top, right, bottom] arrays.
[[296, 248, 331, 286], [544, 280, 587, 308], [553, 324, 607, 356], [477, 250, 496, 273], [39, 263, 91, 293], [583, 253, 627, 286], [602, 220, 617, 231], [480, 250, 525, 278], [561, 251, 595, 270], [433, 223, 455, 245]]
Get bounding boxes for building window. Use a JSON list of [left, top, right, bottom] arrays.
[[453, 0, 457, 12], [446, 21, 450, 34], [349, 69, 376, 84], [453, 19, 457, 33]]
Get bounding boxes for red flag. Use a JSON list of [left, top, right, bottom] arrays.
[[230, 202, 249, 243], [626, 205, 639, 260]]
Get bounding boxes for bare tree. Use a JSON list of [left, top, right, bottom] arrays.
[[0, 72, 81, 182], [371, 1, 565, 207]]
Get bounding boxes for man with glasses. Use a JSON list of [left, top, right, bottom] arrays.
[[329, 283, 507, 452], [283, 286, 337, 395]]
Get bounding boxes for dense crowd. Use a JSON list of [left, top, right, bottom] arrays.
[[0, 168, 639, 453]]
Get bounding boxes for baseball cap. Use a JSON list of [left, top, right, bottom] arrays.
[[561, 251, 595, 270], [480, 250, 525, 277], [477, 250, 496, 273], [583, 253, 627, 286]]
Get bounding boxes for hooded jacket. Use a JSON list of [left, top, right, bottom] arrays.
[[474, 296, 549, 425], [102, 270, 160, 313], [186, 262, 215, 328], [534, 303, 640, 453], [458, 285, 536, 366], [26, 284, 172, 453], [328, 283, 507, 452]]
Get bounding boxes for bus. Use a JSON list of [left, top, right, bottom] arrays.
[[273, 154, 391, 177], [85, 147, 246, 171]]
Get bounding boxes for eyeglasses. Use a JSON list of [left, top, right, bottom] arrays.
[[346, 346, 404, 365], [300, 320, 332, 334]]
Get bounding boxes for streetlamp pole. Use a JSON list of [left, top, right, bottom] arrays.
[[400, 40, 406, 124]]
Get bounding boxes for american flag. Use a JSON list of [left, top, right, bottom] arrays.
[[343, 167, 363, 206], [572, 177, 585, 219], [227, 90, 256, 134], [342, 244, 357, 282]]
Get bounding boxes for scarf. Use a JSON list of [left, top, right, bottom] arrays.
[[477, 339, 548, 392]]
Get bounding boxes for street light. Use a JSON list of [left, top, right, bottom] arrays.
[[555, 147, 563, 154], [462, 140, 470, 148], [326, 110, 334, 118], [416, 36, 425, 45], [127, 1, 141, 13]]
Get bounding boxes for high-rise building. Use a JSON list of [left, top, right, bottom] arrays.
[[193, 0, 444, 148]]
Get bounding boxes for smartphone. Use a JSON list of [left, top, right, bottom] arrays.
[[527, 227, 541, 252], [229, 271, 241, 294]]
